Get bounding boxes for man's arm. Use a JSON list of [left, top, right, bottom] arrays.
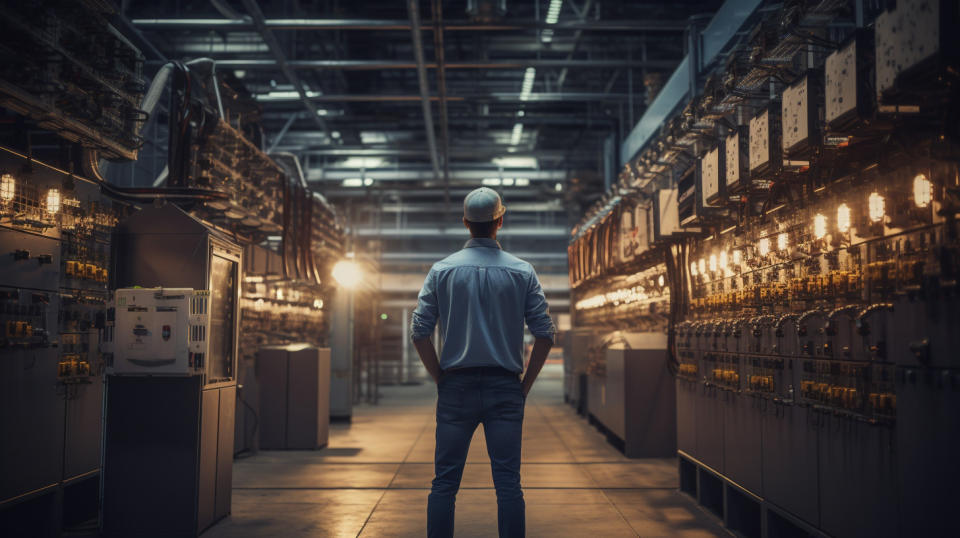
[[411, 268, 441, 383], [521, 266, 556, 396], [413, 338, 443, 384], [521, 337, 553, 396]]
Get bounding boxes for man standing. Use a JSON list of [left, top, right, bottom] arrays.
[[411, 187, 555, 538]]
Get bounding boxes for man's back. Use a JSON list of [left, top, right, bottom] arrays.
[[411, 187, 555, 538], [411, 237, 554, 373]]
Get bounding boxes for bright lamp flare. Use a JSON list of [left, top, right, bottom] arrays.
[[732, 250, 742, 265], [719, 251, 728, 270], [813, 213, 827, 239], [690, 261, 698, 276], [913, 173, 932, 208], [698, 258, 706, 275], [0, 174, 14, 201], [758, 238, 771, 256], [45, 188, 60, 215], [658, 275, 665, 288], [709, 254, 717, 273], [777, 233, 788, 251], [837, 204, 851, 233], [332, 260, 363, 289], [868, 192, 885, 223]]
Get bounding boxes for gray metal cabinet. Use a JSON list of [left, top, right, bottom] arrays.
[[258, 345, 331, 450]]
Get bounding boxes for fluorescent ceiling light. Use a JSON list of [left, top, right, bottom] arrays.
[[555, 182, 563, 191], [546, 0, 563, 24], [510, 123, 524, 146], [502, 178, 515, 186], [342, 178, 364, 187], [255, 90, 322, 102], [360, 132, 387, 144], [339, 157, 385, 169], [493, 156, 538, 169], [482, 178, 502, 186], [515, 178, 530, 186], [520, 68, 536, 101], [542, 0, 563, 42], [363, 178, 374, 186]]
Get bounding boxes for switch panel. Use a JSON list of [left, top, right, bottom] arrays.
[[699, 146, 724, 207], [749, 106, 781, 175], [875, 0, 942, 97], [781, 73, 822, 157], [825, 34, 874, 129], [725, 128, 749, 192]]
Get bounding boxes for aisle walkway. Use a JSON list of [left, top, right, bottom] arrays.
[[207, 365, 727, 537]]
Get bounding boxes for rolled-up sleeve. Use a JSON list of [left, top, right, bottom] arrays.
[[411, 269, 439, 341], [524, 267, 556, 342]]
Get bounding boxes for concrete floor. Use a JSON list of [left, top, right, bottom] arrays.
[[207, 365, 728, 537]]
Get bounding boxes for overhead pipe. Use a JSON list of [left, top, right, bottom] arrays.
[[406, 0, 443, 184], [431, 0, 451, 206]]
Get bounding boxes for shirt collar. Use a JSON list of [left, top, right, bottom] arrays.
[[464, 237, 502, 250]]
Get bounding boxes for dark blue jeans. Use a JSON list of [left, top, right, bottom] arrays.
[[428, 367, 526, 538]]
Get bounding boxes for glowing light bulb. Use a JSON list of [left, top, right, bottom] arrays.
[[0, 174, 14, 201], [732, 250, 742, 265], [658, 275, 665, 288], [758, 238, 771, 256], [813, 213, 827, 239], [45, 188, 60, 215], [913, 173, 932, 208], [719, 251, 728, 270], [698, 258, 706, 275], [690, 261, 698, 276], [837, 204, 851, 233], [709, 254, 718, 273], [777, 233, 788, 251], [868, 192, 885, 223], [332, 260, 364, 289]]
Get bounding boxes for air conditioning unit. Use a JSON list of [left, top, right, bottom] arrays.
[[105, 288, 210, 376]]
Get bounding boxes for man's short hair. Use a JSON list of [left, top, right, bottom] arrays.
[[466, 218, 499, 238]]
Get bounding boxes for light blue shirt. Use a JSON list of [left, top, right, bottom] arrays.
[[411, 238, 556, 373]]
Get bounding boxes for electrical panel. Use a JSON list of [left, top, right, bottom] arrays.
[[874, 0, 943, 97], [653, 188, 680, 241], [0, 2, 146, 159], [106, 288, 210, 376], [781, 73, 822, 158], [748, 106, 780, 176], [825, 33, 874, 129], [724, 128, 749, 193], [579, 1, 960, 536], [698, 146, 724, 207]]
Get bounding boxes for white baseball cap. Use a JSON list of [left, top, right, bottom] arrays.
[[463, 187, 506, 222]]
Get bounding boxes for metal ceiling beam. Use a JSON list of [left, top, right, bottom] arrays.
[[237, 0, 328, 134], [308, 169, 568, 181], [381, 251, 566, 259], [353, 226, 569, 237], [406, 0, 442, 185], [368, 201, 564, 213], [185, 58, 678, 70], [261, 113, 616, 127], [317, 187, 552, 197], [132, 18, 688, 32], [279, 147, 596, 158], [259, 92, 633, 103]]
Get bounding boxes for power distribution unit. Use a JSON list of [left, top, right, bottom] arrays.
[[107, 288, 210, 376], [257, 345, 331, 450], [103, 205, 241, 538], [587, 333, 676, 458]]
